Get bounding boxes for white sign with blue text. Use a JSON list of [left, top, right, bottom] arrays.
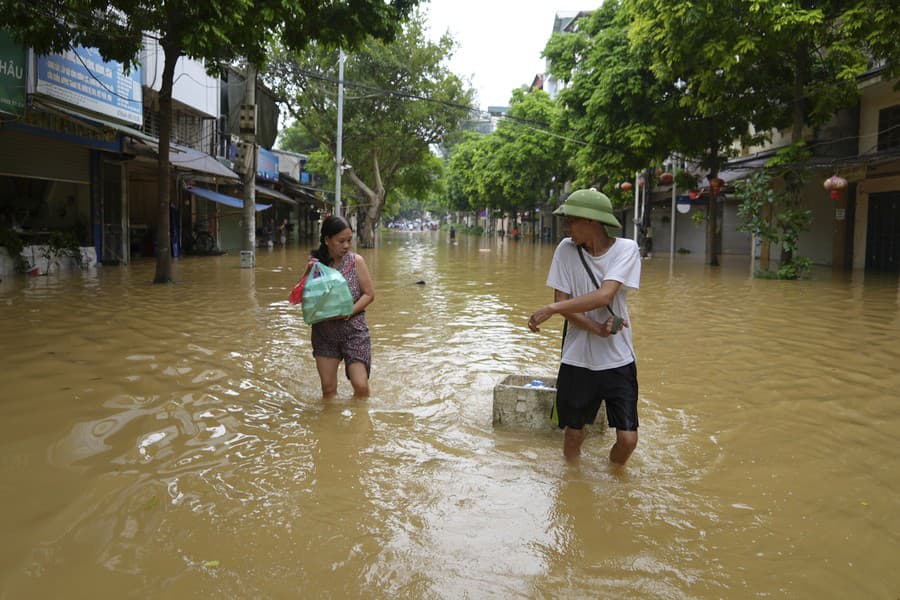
[[36, 46, 143, 126]]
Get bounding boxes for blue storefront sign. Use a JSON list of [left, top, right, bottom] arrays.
[[36, 45, 142, 125], [257, 147, 279, 182]]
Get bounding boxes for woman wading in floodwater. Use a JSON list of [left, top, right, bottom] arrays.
[[303, 215, 375, 398]]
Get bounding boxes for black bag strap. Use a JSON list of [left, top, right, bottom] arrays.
[[576, 245, 618, 319], [561, 320, 568, 355]]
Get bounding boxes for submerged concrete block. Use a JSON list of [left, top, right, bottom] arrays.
[[492, 374, 607, 432], [492, 375, 559, 430]]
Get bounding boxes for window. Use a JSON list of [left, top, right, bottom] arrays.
[[877, 104, 900, 151]]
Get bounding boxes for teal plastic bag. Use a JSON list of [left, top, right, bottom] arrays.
[[301, 262, 354, 325]]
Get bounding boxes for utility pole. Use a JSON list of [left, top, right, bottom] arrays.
[[239, 62, 258, 266], [632, 171, 640, 242], [638, 169, 651, 258], [334, 50, 345, 217], [670, 156, 678, 258]]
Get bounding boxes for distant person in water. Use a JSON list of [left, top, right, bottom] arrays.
[[302, 215, 375, 398], [528, 189, 641, 466], [449, 225, 456, 241], [279, 218, 288, 246]]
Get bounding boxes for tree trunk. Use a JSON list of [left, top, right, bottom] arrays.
[[344, 154, 386, 248], [760, 203, 772, 270], [706, 171, 719, 267], [153, 46, 179, 284], [242, 63, 258, 255], [360, 193, 383, 248]]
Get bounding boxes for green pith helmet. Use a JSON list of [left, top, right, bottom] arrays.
[[553, 188, 622, 229]]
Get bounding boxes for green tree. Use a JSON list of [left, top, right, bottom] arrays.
[[267, 11, 473, 247], [625, 0, 900, 267], [0, 0, 418, 282], [490, 88, 571, 214], [445, 89, 571, 232], [382, 155, 447, 222], [278, 122, 321, 156], [606, 0, 782, 265], [736, 169, 812, 279], [543, 1, 682, 190], [445, 131, 483, 213]]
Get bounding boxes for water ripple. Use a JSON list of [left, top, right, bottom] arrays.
[[1, 239, 899, 597]]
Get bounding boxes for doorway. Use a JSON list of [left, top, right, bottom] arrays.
[[866, 191, 900, 272]]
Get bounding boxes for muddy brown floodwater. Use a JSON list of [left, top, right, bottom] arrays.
[[1, 230, 899, 598]]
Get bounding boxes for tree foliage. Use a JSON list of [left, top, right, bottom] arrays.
[[543, 1, 681, 187], [445, 89, 571, 220], [445, 130, 483, 212], [626, 0, 900, 145], [278, 122, 320, 156], [492, 88, 571, 211], [735, 171, 812, 279], [266, 11, 473, 247]]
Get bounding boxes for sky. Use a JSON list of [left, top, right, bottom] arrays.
[[423, 0, 596, 110]]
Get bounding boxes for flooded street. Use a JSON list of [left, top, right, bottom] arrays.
[[1, 231, 899, 598]]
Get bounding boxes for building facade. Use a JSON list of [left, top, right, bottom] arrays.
[[0, 31, 321, 277]]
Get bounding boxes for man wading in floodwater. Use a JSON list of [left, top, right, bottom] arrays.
[[528, 188, 641, 466]]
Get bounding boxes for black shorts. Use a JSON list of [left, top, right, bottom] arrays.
[[554, 362, 638, 431]]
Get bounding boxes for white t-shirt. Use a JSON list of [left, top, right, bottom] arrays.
[[546, 237, 641, 371]]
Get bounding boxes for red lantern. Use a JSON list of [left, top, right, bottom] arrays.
[[708, 177, 725, 197], [620, 181, 633, 193], [659, 172, 674, 186], [824, 174, 847, 200]]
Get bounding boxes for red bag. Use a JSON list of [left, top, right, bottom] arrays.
[[288, 274, 308, 305]]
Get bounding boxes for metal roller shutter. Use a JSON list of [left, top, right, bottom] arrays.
[[0, 129, 90, 183]]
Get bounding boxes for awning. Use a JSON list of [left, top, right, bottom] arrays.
[[123, 138, 240, 180], [280, 178, 323, 204], [255, 184, 297, 205], [169, 144, 239, 180], [187, 186, 270, 211]]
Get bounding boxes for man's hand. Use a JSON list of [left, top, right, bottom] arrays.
[[528, 305, 554, 332], [591, 316, 628, 337]]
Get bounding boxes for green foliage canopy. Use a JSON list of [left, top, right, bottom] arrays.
[[266, 11, 473, 246], [446, 89, 571, 214]]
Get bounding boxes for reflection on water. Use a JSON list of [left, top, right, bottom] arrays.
[[1, 232, 899, 597]]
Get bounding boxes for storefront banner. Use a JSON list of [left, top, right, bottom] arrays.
[[0, 30, 26, 116], [257, 146, 279, 182], [36, 45, 142, 126]]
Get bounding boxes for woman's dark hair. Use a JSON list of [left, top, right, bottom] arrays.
[[311, 215, 352, 265]]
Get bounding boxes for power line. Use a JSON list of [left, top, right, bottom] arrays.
[[69, 48, 140, 103], [277, 64, 585, 145]]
